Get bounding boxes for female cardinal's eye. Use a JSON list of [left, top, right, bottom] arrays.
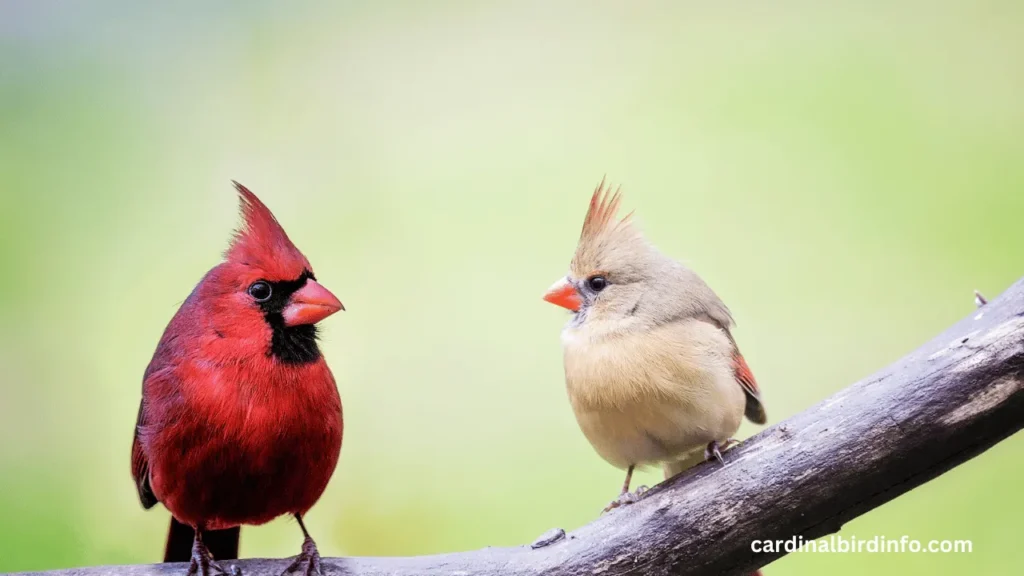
[[587, 275, 608, 292], [248, 281, 272, 302]]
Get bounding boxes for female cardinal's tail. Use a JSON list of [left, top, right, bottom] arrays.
[[163, 518, 240, 562]]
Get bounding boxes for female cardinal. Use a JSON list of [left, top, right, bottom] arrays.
[[544, 179, 767, 512], [131, 182, 344, 576]]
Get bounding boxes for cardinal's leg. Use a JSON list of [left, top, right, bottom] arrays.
[[282, 514, 323, 576], [602, 465, 649, 513], [186, 529, 236, 576], [704, 438, 740, 465]]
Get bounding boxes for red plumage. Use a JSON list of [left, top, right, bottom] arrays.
[[733, 351, 759, 398], [733, 350, 767, 425], [131, 183, 344, 575]]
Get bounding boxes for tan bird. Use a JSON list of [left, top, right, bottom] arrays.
[[544, 179, 767, 512]]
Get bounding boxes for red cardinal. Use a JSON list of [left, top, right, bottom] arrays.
[[131, 182, 344, 576]]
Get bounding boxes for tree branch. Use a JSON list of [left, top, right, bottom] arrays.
[[17, 279, 1024, 576]]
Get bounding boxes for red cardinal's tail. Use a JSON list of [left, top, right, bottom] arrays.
[[163, 518, 240, 562]]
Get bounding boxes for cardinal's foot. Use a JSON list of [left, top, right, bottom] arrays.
[[282, 536, 323, 576], [186, 538, 235, 576], [704, 438, 739, 465], [602, 485, 650, 513]]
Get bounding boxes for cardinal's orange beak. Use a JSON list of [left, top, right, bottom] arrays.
[[283, 280, 344, 326], [543, 278, 582, 312]]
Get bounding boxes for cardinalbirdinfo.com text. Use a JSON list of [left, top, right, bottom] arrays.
[[752, 535, 973, 554]]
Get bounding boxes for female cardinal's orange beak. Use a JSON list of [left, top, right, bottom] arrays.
[[283, 280, 344, 326], [543, 278, 582, 312]]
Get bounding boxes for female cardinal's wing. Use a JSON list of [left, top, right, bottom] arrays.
[[694, 313, 768, 425], [732, 351, 767, 424]]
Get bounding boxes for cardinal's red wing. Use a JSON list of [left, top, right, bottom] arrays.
[[132, 399, 158, 509], [734, 351, 767, 425]]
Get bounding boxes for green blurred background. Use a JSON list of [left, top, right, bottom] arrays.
[[1, 0, 1022, 574]]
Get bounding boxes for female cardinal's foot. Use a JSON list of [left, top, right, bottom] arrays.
[[704, 438, 739, 465], [282, 514, 323, 576], [187, 533, 238, 576], [602, 485, 649, 513]]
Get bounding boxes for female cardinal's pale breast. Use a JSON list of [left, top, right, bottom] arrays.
[[562, 317, 745, 470]]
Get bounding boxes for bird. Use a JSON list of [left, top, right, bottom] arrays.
[[131, 182, 345, 576], [543, 179, 767, 513]]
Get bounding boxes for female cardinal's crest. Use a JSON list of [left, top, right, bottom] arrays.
[[579, 177, 630, 242], [571, 177, 641, 276], [226, 181, 312, 280]]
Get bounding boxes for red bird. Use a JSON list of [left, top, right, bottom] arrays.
[[131, 182, 344, 576]]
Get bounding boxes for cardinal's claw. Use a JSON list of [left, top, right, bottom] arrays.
[[705, 438, 742, 465], [282, 536, 323, 576], [705, 440, 726, 465], [186, 536, 233, 576], [602, 493, 635, 513], [602, 485, 651, 513]]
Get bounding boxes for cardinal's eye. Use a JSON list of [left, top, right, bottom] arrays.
[[248, 281, 272, 302], [587, 275, 608, 292]]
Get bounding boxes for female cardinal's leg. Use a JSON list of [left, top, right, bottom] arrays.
[[704, 438, 739, 465], [602, 465, 649, 513], [282, 514, 323, 576], [187, 529, 238, 576], [619, 464, 633, 495]]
